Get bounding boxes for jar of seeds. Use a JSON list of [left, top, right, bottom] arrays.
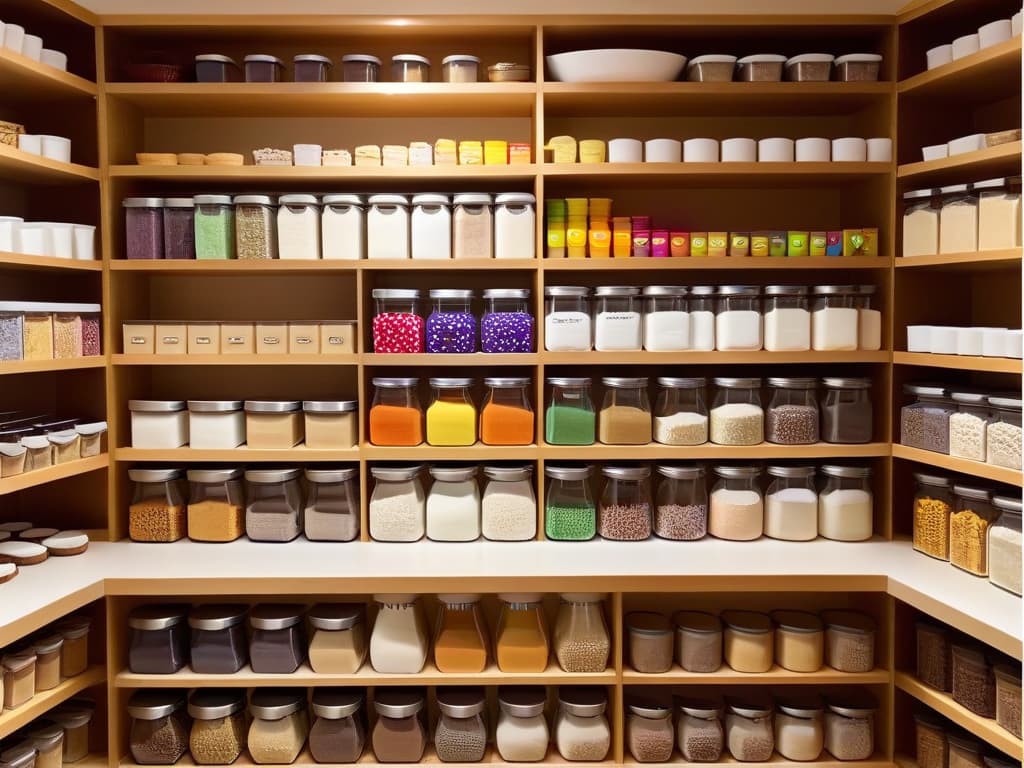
[[823, 692, 875, 761], [766, 377, 819, 445], [233, 195, 277, 260], [128, 690, 190, 765], [654, 465, 707, 541], [188, 689, 247, 766], [725, 698, 774, 762], [554, 593, 610, 673], [677, 699, 724, 762], [627, 700, 674, 763]]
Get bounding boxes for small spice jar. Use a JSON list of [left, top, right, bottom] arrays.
[[128, 468, 187, 543], [725, 698, 774, 761], [952, 643, 996, 717], [49, 700, 94, 762], [913, 711, 947, 768], [677, 699, 724, 762], [654, 377, 708, 446], [555, 687, 611, 762], [764, 465, 818, 541], [188, 689, 247, 766], [990, 496, 1022, 595], [54, 615, 90, 677], [771, 610, 824, 673], [818, 465, 873, 542], [995, 662, 1022, 738], [293, 54, 332, 82], [434, 594, 489, 673], [442, 55, 480, 82], [435, 687, 488, 763], [372, 688, 428, 763], [232, 194, 278, 260], [481, 464, 536, 542], [481, 288, 534, 353], [766, 377, 819, 445], [916, 620, 952, 691], [370, 377, 423, 446], [674, 610, 723, 672], [28, 723, 64, 768], [626, 611, 673, 673], [128, 689, 190, 765], [247, 688, 309, 765], [627, 700, 674, 763], [554, 593, 610, 673], [710, 377, 764, 446], [249, 604, 306, 674], [369, 465, 426, 542], [823, 691, 875, 761], [599, 465, 652, 540], [709, 465, 763, 541], [901, 384, 954, 454], [721, 610, 773, 673], [951, 484, 997, 576], [2, 651, 36, 708], [545, 464, 597, 541], [245, 468, 304, 543], [913, 472, 954, 560], [193, 195, 235, 260], [124, 197, 165, 260], [481, 377, 534, 446], [128, 604, 190, 674], [244, 400, 303, 449], [307, 604, 366, 674], [495, 593, 549, 673], [342, 54, 381, 82], [546, 377, 595, 446], [822, 610, 875, 673], [187, 468, 245, 543], [763, 285, 810, 351], [303, 401, 357, 450], [822, 377, 874, 444], [599, 377, 651, 445], [774, 695, 824, 761], [304, 467, 360, 542], [188, 604, 248, 674], [370, 594, 429, 674], [31, 634, 63, 691], [544, 286, 591, 351], [309, 689, 366, 764], [715, 285, 763, 351], [654, 464, 707, 541], [496, 686, 549, 762], [391, 54, 431, 82]]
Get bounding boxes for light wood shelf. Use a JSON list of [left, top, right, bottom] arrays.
[[898, 37, 1022, 102], [897, 142, 1022, 184], [112, 354, 360, 366], [543, 257, 891, 270], [109, 164, 538, 181], [363, 353, 537, 367], [891, 444, 1024, 487], [622, 664, 890, 685], [0, 454, 109, 497], [543, 162, 891, 185], [895, 671, 1023, 760], [362, 443, 539, 460], [541, 351, 891, 365], [0, 666, 106, 740], [115, 447, 360, 462], [0, 357, 106, 376], [622, 757, 894, 767], [543, 442, 890, 460], [0, 251, 102, 272], [0, 142, 99, 183], [109, 259, 537, 272], [0, 46, 97, 100], [895, 249, 1022, 270], [893, 351, 1022, 374]]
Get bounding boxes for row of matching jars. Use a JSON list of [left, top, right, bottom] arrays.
[[627, 691, 878, 764], [543, 284, 881, 352], [372, 288, 534, 354], [546, 376, 873, 447], [543, 464, 873, 543]]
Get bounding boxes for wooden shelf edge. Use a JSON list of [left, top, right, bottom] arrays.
[[544, 161, 891, 177], [105, 81, 538, 97], [0, 357, 107, 376], [898, 37, 1023, 94], [893, 352, 1023, 374], [543, 257, 891, 270], [115, 447, 361, 462], [0, 251, 102, 271], [897, 142, 1022, 180], [112, 354, 360, 366], [0, 143, 100, 182], [544, 81, 893, 97], [0, 47, 97, 97], [0, 666, 106, 740], [622, 665, 890, 685], [895, 249, 1023, 268], [0, 454, 109, 496], [108, 164, 537, 179], [891, 444, 1024, 487]]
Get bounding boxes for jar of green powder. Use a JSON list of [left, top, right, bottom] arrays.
[[545, 464, 596, 541], [194, 194, 235, 260], [545, 376, 595, 445]]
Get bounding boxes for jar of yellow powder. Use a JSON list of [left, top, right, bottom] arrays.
[[771, 609, 824, 672], [426, 378, 477, 446]]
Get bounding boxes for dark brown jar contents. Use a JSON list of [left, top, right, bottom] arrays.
[[128, 689, 191, 765], [249, 604, 306, 674], [371, 688, 427, 763], [914, 712, 947, 768], [309, 688, 366, 764], [952, 644, 996, 717], [916, 621, 952, 692]]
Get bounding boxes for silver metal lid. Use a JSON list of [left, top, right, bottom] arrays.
[[411, 194, 448, 206], [594, 285, 640, 297], [713, 465, 761, 479], [643, 286, 687, 297], [858, 285, 876, 295], [767, 377, 817, 389], [716, 285, 760, 297], [494, 193, 536, 205], [823, 377, 872, 389], [187, 468, 243, 484], [483, 465, 533, 481], [657, 377, 705, 388], [993, 495, 1022, 514], [245, 468, 302, 483], [903, 188, 936, 200], [232, 194, 275, 206], [163, 198, 194, 209], [721, 610, 772, 633], [483, 288, 530, 299], [913, 472, 951, 487], [244, 400, 301, 413], [776, 694, 824, 719], [250, 688, 306, 720], [368, 194, 410, 206], [825, 691, 877, 718], [767, 465, 816, 479], [305, 467, 358, 484], [989, 396, 1023, 410], [545, 286, 589, 297], [498, 686, 546, 718], [689, 285, 715, 296], [443, 54, 481, 65], [31, 634, 64, 654], [436, 687, 486, 718], [544, 465, 593, 480], [303, 400, 357, 413], [904, 384, 948, 397], [128, 468, 183, 482], [27, 723, 64, 751], [559, 686, 607, 717], [374, 687, 425, 718], [429, 377, 475, 387], [373, 377, 419, 388], [602, 376, 648, 388], [194, 194, 233, 205], [322, 194, 363, 206], [628, 700, 672, 719], [195, 54, 238, 64], [250, 604, 305, 630], [127, 690, 186, 720], [764, 285, 809, 296], [187, 400, 243, 413], [812, 285, 857, 295], [485, 377, 530, 387], [972, 177, 1007, 191], [655, 465, 704, 480], [244, 54, 284, 65], [129, 400, 185, 412], [309, 603, 364, 631], [429, 465, 478, 482], [772, 609, 823, 633], [951, 391, 988, 405], [726, 697, 773, 718], [602, 465, 651, 480], [123, 197, 164, 208], [453, 193, 492, 206], [188, 689, 246, 720], [188, 604, 248, 630], [342, 55, 382, 65], [392, 54, 430, 65], [678, 698, 722, 719], [713, 377, 761, 388], [372, 289, 420, 299], [547, 377, 591, 387], [953, 483, 991, 501], [294, 54, 333, 65], [371, 465, 424, 481], [312, 689, 363, 720], [429, 289, 474, 300], [821, 465, 871, 479], [128, 604, 189, 631]]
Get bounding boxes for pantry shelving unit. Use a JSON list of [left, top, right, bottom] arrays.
[[0, 665, 107, 740], [0, 4, 1020, 768]]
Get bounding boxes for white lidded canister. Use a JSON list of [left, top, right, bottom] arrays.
[[187, 400, 245, 449], [410, 193, 451, 260], [453, 193, 493, 259], [277, 194, 321, 260], [321, 194, 364, 260], [494, 193, 536, 260], [367, 194, 410, 259]]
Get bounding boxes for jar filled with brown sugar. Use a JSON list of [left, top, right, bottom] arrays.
[[995, 663, 1021, 739], [371, 687, 427, 763], [627, 700, 674, 763], [677, 698, 724, 762], [27, 723, 63, 768], [2, 651, 36, 709], [914, 710, 947, 768], [247, 688, 309, 765], [307, 604, 366, 675], [948, 733, 984, 768], [674, 610, 723, 672], [554, 593, 610, 673], [309, 688, 366, 764], [49, 700, 94, 762], [951, 643, 996, 717], [434, 594, 489, 674], [187, 468, 245, 543], [249, 604, 306, 674], [435, 687, 488, 763], [188, 689, 247, 766], [725, 698, 774, 762], [128, 689, 191, 765], [722, 610, 773, 673], [54, 615, 91, 678], [821, 610, 875, 673], [626, 611, 673, 673]]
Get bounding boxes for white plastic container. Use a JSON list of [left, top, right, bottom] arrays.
[[922, 144, 949, 161], [45, 222, 73, 258], [367, 194, 410, 260], [683, 138, 719, 163], [982, 327, 1009, 357], [292, 143, 322, 167], [832, 137, 867, 162], [494, 193, 536, 260], [129, 400, 189, 449], [18, 134, 41, 155], [410, 194, 451, 260], [1006, 330, 1023, 358], [39, 136, 71, 163], [928, 326, 957, 354], [17, 223, 48, 255], [721, 138, 757, 162], [926, 44, 953, 69], [947, 134, 986, 156], [3, 24, 25, 54], [978, 20, 1012, 49], [867, 138, 892, 162], [453, 193, 493, 260], [795, 138, 830, 162], [40, 49, 67, 70], [955, 327, 984, 356], [952, 33, 981, 59], [0, 216, 22, 252], [21, 34, 42, 61], [1014, 12, 1022, 36], [758, 138, 794, 162], [187, 400, 245, 449], [73, 225, 96, 260], [321, 194, 364, 260], [277, 194, 321, 260], [906, 326, 932, 352], [608, 138, 643, 163], [645, 139, 681, 163]]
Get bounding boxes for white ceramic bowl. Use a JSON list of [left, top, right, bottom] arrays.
[[922, 143, 949, 161], [951, 33, 980, 60], [982, 327, 1009, 357], [926, 44, 953, 70], [867, 138, 892, 162], [17, 134, 41, 155], [39, 135, 71, 163], [795, 137, 830, 162], [73, 224, 96, 260], [947, 133, 985, 156], [721, 138, 756, 162], [608, 138, 642, 163], [21, 34, 41, 61], [644, 138, 681, 163], [40, 49, 67, 71], [978, 19, 1012, 48], [906, 326, 932, 353], [928, 326, 957, 354], [832, 137, 867, 162], [758, 137, 795, 162], [683, 138, 719, 163], [546, 49, 687, 82]]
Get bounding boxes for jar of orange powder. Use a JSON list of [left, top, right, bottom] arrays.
[[480, 377, 535, 445], [369, 378, 423, 446]]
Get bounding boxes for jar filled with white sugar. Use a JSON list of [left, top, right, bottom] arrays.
[[764, 465, 818, 541], [949, 391, 990, 462], [902, 188, 939, 257], [555, 687, 611, 762], [544, 286, 591, 351], [369, 465, 425, 542], [818, 465, 873, 541], [369, 594, 428, 674], [410, 194, 451, 260], [654, 377, 707, 446], [855, 285, 882, 351], [689, 286, 716, 351], [989, 496, 1022, 596], [367, 194, 410, 260], [426, 465, 480, 542], [710, 377, 763, 446], [976, 176, 1022, 251], [482, 464, 536, 541], [496, 687, 549, 762], [763, 285, 810, 351], [321, 194, 364, 259], [938, 184, 978, 254], [775, 696, 824, 761], [811, 285, 858, 351], [987, 396, 1022, 470], [277, 194, 321, 260], [709, 465, 763, 541], [594, 285, 642, 350], [715, 285, 762, 351], [245, 468, 304, 543], [494, 193, 536, 260], [642, 285, 689, 351]]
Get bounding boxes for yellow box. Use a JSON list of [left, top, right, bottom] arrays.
[[546, 135, 577, 164], [579, 139, 606, 164], [484, 140, 508, 165], [708, 232, 728, 258], [458, 141, 483, 165], [434, 139, 457, 165], [187, 322, 221, 355], [154, 323, 186, 355]]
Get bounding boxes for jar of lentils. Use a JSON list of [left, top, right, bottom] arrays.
[[599, 465, 652, 541], [554, 593, 610, 673], [766, 377, 819, 445], [188, 689, 247, 766], [677, 699, 724, 762], [654, 464, 707, 541], [627, 700, 675, 763]]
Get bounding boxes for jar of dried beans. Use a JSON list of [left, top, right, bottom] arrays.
[[627, 700, 674, 763], [822, 610, 876, 673], [766, 377, 819, 445], [434, 687, 487, 763], [188, 689, 246, 766], [128, 468, 186, 543], [599, 465, 652, 540], [901, 384, 954, 454], [677, 699, 723, 762], [128, 690, 190, 765], [232, 194, 278, 260], [654, 464, 707, 541], [554, 593, 610, 672]]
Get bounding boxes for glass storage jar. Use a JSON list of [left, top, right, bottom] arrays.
[[715, 285, 762, 351], [766, 377, 819, 445], [721, 610, 773, 673], [774, 696, 824, 761], [2, 650, 36, 708], [951, 484, 997, 575], [987, 395, 1022, 469], [654, 464, 707, 541], [367, 195, 410, 260], [709, 465, 763, 541], [342, 54, 381, 82], [811, 285, 858, 351], [599, 465, 652, 540], [54, 615, 90, 677], [426, 289, 476, 354], [494, 193, 536, 259], [627, 701, 674, 763], [309, 689, 366, 764], [232, 195, 277, 260], [481, 377, 534, 446], [545, 465, 596, 541], [772, 610, 824, 672], [277, 194, 321, 260], [654, 377, 707, 446], [994, 663, 1022, 738], [189, 604, 248, 674], [372, 289, 424, 354], [823, 692, 875, 761], [371, 688, 427, 763], [913, 711, 946, 768], [819, 465, 873, 541], [594, 285, 642, 350], [247, 688, 309, 765], [128, 468, 186, 543], [710, 377, 763, 445], [496, 593, 549, 673], [434, 594, 489, 674], [194, 195, 234, 260], [822, 610, 876, 673], [481, 288, 534, 353], [244, 468, 303, 543], [626, 611, 673, 673], [244, 54, 284, 82], [977, 176, 1023, 250], [426, 465, 480, 542], [822, 377, 873, 443], [949, 391, 990, 461], [677, 699, 724, 762], [392, 54, 431, 82], [689, 285, 716, 350], [902, 384, 954, 454], [31, 634, 61, 692], [370, 377, 423, 446], [304, 467, 359, 542], [496, 686, 549, 762], [599, 377, 651, 445], [642, 285, 689, 351], [546, 377, 595, 445], [434, 687, 488, 763], [482, 464, 536, 542], [188, 689, 246, 766], [903, 188, 939, 257], [369, 464, 426, 542], [124, 197, 165, 259], [128, 604, 189, 674], [544, 286, 591, 351], [410, 193, 451, 260], [187, 468, 244, 543], [453, 193, 493, 260], [939, 184, 978, 254], [764, 465, 818, 541], [555, 687, 610, 762], [194, 54, 241, 82], [426, 378, 477, 447], [293, 54, 332, 82], [763, 285, 810, 351], [855, 285, 882, 351], [307, 603, 366, 674], [28, 722, 63, 768], [554, 593, 610, 672], [249, 604, 306, 674], [913, 472, 953, 560], [952, 643, 996, 717], [128, 690, 190, 765], [948, 734, 985, 768], [49, 700, 94, 762], [370, 594, 428, 674], [990, 496, 1022, 595], [321, 194, 364, 259], [725, 699, 774, 761], [442, 55, 480, 82]]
